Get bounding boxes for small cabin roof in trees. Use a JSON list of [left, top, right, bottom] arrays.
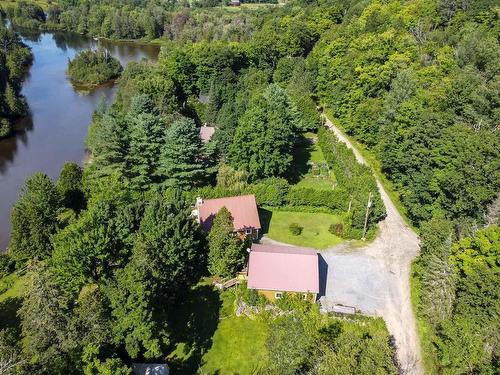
[[194, 194, 261, 233], [199, 125, 215, 144]]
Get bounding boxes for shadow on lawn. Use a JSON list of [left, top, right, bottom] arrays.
[[167, 284, 222, 374], [258, 208, 273, 235], [286, 134, 313, 184], [0, 297, 22, 336]]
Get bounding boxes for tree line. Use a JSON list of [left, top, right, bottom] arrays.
[[0, 22, 32, 138], [4, 0, 277, 42]]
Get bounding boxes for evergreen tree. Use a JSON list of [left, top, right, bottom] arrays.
[[126, 95, 165, 191], [229, 84, 299, 180], [86, 111, 129, 179], [18, 265, 72, 374], [51, 200, 121, 295], [9, 173, 60, 262], [207, 207, 247, 278], [157, 117, 204, 189], [57, 162, 85, 211], [106, 193, 205, 359]]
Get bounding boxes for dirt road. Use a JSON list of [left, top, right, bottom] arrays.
[[322, 115, 423, 375]]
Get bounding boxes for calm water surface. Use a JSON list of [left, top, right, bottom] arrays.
[[0, 29, 159, 249]]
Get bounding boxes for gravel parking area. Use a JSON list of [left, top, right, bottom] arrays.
[[320, 250, 388, 315]]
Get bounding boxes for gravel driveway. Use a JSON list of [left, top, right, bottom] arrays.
[[320, 116, 423, 375]]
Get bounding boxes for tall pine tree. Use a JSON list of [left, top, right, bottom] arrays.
[[207, 207, 247, 278], [9, 173, 60, 262], [157, 117, 204, 189]]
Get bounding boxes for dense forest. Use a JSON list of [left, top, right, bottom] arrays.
[[4, 0, 276, 41], [0, 22, 32, 138], [0, 0, 498, 373]]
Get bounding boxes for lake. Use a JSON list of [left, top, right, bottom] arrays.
[[0, 28, 160, 250]]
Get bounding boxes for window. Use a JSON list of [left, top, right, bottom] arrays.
[[275, 292, 283, 299], [245, 228, 252, 235]]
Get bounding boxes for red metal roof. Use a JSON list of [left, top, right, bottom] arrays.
[[199, 126, 215, 143], [247, 243, 319, 294], [198, 194, 261, 232]]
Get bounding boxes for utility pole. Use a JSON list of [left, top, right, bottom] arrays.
[[361, 192, 372, 241]]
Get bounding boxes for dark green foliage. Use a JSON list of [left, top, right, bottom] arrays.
[[115, 61, 182, 116], [9, 173, 60, 262], [415, 224, 499, 373], [157, 117, 205, 189], [126, 95, 166, 191], [51, 200, 126, 295], [0, 23, 32, 138], [329, 223, 343, 236], [6, 1, 46, 28], [251, 177, 290, 206], [313, 0, 499, 226], [0, 254, 14, 278], [18, 264, 73, 374], [207, 207, 247, 278], [57, 162, 85, 211], [68, 49, 122, 86], [106, 193, 205, 359], [289, 223, 302, 236], [229, 84, 299, 180], [318, 128, 385, 228]]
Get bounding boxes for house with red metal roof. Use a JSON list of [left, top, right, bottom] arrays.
[[194, 194, 261, 240], [247, 243, 319, 302]]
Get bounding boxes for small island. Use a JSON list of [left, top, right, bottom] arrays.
[[67, 49, 122, 88]]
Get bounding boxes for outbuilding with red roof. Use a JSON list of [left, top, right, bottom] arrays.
[[247, 243, 319, 302]]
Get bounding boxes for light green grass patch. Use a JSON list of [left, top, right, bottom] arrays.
[[200, 314, 268, 375], [0, 273, 25, 302], [167, 284, 268, 374], [293, 132, 336, 191], [265, 210, 344, 249]]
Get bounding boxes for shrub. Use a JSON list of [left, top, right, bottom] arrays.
[[286, 186, 349, 212], [289, 223, 303, 236], [252, 177, 290, 206], [329, 223, 344, 236], [0, 254, 14, 278]]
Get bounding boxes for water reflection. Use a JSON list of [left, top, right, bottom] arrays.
[[0, 29, 160, 250]]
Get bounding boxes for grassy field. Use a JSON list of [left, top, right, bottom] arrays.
[[262, 209, 344, 249], [167, 283, 268, 374], [200, 311, 268, 374], [0, 273, 25, 333], [292, 132, 336, 191]]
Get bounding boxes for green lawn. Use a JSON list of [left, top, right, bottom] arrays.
[[201, 313, 268, 375], [0, 273, 25, 303], [264, 210, 344, 249], [167, 284, 268, 374], [0, 273, 25, 333], [291, 132, 336, 190]]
